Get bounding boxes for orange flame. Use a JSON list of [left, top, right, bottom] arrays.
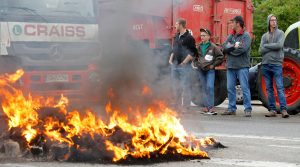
[[0, 70, 214, 162], [142, 85, 151, 95]]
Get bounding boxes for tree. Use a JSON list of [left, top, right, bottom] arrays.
[[252, 0, 300, 57]]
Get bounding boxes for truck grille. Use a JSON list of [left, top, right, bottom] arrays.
[[30, 83, 81, 91], [25, 65, 88, 71]]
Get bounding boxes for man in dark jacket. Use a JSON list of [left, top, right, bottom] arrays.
[[221, 15, 252, 117], [259, 14, 289, 118], [169, 18, 197, 113], [192, 28, 224, 115]]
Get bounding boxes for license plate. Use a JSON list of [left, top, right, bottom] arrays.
[[46, 74, 69, 83]]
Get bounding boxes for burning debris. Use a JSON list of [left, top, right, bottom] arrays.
[[0, 70, 224, 163]]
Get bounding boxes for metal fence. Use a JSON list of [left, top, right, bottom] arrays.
[[250, 57, 262, 67]]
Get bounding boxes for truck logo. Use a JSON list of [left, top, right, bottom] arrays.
[[7, 22, 99, 42], [24, 24, 86, 37], [12, 25, 23, 36]]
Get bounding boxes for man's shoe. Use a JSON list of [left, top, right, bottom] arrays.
[[281, 110, 289, 118], [206, 108, 217, 115], [244, 111, 251, 117], [204, 110, 217, 115], [221, 111, 236, 115], [200, 107, 209, 114], [209, 107, 215, 112], [265, 111, 277, 117]]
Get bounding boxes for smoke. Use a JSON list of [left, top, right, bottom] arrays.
[[93, 0, 173, 112]]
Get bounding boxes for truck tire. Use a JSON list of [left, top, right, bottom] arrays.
[[257, 49, 300, 115], [191, 69, 203, 106], [191, 70, 227, 106], [214, 70, 227, 106]]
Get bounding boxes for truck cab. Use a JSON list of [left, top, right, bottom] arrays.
[[0, 0, 100, 102]]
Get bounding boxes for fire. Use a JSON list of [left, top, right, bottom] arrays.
[[0, 70, 217, 162], [142, 85, 152, 95]]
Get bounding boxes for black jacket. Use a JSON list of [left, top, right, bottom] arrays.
[[172, 30, 197, 65]]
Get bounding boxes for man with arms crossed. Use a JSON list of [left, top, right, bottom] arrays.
[[260, 14, 289, 118], [221, 16, 252, 117]]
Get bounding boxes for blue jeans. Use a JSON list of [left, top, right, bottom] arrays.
[[171, 64, 192, 109], [227, 68, 252, 112], [262, 64, 287, 111], [198, 69, 215, 109]]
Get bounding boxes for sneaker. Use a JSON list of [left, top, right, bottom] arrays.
[[205, 108, 217, 115], [281, 110, 289, 118], [200, 107, 209, 114], [265, 111, 277, 117], [244, 111, 251, 117], [221, 110, 236, 115], [204, 111, 217, 115], [190, 101, 198, 107]]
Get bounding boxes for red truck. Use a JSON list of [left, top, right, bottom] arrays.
[[117, 0, 300, 114], [97, 0, 254, 106]]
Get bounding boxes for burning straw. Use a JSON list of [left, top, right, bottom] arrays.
[[0, 70, 224, 163]]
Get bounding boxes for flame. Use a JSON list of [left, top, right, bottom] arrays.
[[54, 94, 69, 115], [107, 88, 115, 98], [105, 102, 112, 113], [0, 69, 24, 86], [142, 85, 151, 95], [0, 70, 215, 162]]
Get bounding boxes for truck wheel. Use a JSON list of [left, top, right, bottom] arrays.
[[257, 49, 300, 115], [214, 70, 227, 106], [191, 69, 203, 106], [191, 70, 227, 106]]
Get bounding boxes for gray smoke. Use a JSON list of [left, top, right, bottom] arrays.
[[93, 0, 173, 112]]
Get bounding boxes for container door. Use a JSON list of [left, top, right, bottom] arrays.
[[213, 0, 253, 45]]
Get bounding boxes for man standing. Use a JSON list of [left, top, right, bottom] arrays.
[[259, 14, 289, 118], [192, 28, 224, 115], [221, 16, 252, 117], [169, 18, 197, 113]]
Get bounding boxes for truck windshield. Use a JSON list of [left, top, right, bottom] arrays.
[[1, 0, 95, 18]]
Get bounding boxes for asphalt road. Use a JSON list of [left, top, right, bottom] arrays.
[[1, 100, 300, 167]]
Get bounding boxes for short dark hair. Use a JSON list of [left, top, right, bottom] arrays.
[[177, 18, 187, 28], [231, 16, 245, 28]]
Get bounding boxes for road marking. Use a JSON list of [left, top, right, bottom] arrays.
[[268, 145, 300, 149], [194, 158, 300, 167], [193, 132, 300, 142], [0, 165, 35, 167]]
